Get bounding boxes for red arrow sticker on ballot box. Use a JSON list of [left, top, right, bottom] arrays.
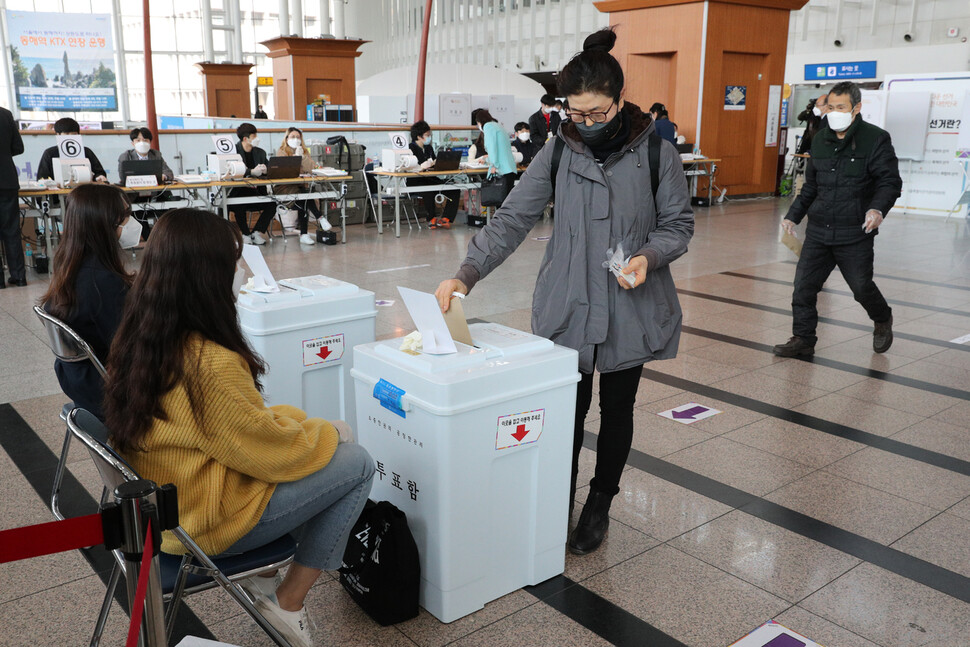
[[496, 409, 545, 450], [303, 333, 345, 366]]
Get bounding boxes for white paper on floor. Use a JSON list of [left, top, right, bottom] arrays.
[[657, 402, 721, 425], [727, 620, 821, 647], [949, 333, 970, 344]]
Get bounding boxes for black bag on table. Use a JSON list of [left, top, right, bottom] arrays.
[[338, 500, 420, 626], [480, 174, 509, 207]]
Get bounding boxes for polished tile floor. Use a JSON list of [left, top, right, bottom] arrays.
[[2, 199, 970, 647]]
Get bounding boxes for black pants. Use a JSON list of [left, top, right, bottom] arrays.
[[406, 177, 459, 222], [0, 190, 25, 282], [572, 359, 644, 497], [228, 187, 276, 236], [295, 199, 322, 235], [792, 236, 892, 345]]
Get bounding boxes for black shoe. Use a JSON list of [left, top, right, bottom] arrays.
[[568, 489, 613, 555], [772, 336, 814, 357], [873, 316, 893, 353], [10, 278, 27, 287]]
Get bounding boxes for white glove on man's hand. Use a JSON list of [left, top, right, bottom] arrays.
[[251, 164, 267, 177], [420, 159, 434, 170]]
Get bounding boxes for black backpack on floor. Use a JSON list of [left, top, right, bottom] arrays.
[[338, 500, 420, 625]]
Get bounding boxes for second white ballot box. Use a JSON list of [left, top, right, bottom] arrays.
[[351, 322, 580, 623], [237, 275, 376, 423]]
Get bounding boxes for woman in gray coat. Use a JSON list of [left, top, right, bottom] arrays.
[[436, 28, 694, 555]]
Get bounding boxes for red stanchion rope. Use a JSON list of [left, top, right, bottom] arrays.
[[126, 518, 154, 647], [0, 514, 104, 563]]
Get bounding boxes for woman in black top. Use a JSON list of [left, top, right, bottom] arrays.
[[407, 120, 460, 228], [40, 184, 133, 419]]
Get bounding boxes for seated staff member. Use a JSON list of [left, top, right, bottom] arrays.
[[117, 127, 174, 182], [229, 123, 276, 245], [511, 122, 539, 166], [648, 103, 677, 145], [103, 209, 375, 647], [407, 120, 459, 229], [275, 127, 328, 246], [37, 118, 108, 183], [40, 184, 137, 419]]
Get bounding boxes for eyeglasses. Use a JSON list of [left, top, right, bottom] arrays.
[[564, 99, 616, 124]]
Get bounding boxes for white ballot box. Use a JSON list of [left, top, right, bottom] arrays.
[[351, 322, 580, 623], [237, 275, 376, 424]]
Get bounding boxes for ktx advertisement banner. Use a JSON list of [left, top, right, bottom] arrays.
[[6, 11, 118, 111]]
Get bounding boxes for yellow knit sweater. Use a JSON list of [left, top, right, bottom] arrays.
[[124, 335, 339, 555]]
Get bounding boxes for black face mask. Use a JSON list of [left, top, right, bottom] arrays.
[[575, 109, 623, 147]]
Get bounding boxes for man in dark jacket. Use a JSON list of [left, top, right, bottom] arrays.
[[774, 81, 902, 357], [527, 94, 561, 143], [228, 122, 275, 244], [36, 117, 108, 182], [0, 106, 25, 287]]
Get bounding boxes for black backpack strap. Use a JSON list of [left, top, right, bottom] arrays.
[[649, 132, 661, 208], [549, 136, 565, 196]]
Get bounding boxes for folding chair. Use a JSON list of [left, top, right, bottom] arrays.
[[363, 162, 420, 229], [33, 304, 109, 521], [66, 408, 297, 647]]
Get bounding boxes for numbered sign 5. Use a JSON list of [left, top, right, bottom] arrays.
[[389, 132, 409, 150], [211, 135, 236, 154], [57, 135, 84, 159]]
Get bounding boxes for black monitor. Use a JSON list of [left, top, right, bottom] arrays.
[[119, 159, 163, 184]]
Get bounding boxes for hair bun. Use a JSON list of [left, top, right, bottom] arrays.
[[583, 28, 617, 53]]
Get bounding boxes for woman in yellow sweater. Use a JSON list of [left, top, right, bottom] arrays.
[[103, 208, 374, 647]]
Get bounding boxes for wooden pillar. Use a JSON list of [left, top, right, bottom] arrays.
[[195, 63, 255, 118], [260, 37, 368, 121], [594, 0, 808, 195]]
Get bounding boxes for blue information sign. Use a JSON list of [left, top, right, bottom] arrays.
[[804, 61, 877, 81]]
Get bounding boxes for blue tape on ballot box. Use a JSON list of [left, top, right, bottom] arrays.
[[374, 378, 407, 418]]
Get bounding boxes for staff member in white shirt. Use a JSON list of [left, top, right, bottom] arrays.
[[117, 127, 174, 182]]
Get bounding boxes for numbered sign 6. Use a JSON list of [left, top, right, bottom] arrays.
[[56, 135, 84, 159]]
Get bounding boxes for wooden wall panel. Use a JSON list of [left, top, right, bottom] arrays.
[[701, 2, 791, 194], [196, 63, 253, 118], [607, 3, 704, 144]]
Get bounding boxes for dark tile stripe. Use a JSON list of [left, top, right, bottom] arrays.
[[584, 430, 970, 604], [780, 259, 970, 292], [677, 288, 970, 353], [640, 367, 970, 478], [526, 575, 689, 647], [720, 271, 970, 318], [681, 325, 970, 401], [0, 404, 215, 643]]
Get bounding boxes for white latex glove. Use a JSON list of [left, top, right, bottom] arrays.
[[332, 420, 355, 444], [476, 156, 488, 165], [251, 164, 267, 177], [420, 159, 434, 170], [512, 150, 524, 164]]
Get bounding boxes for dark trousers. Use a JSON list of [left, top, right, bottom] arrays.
[[228, 187, 276, 236], [792, 236, 892, 345], [0, 190, 25, 282], [572, 360, 644, 497], [295, 199, 322, 235], [406, 177, 459, 222]]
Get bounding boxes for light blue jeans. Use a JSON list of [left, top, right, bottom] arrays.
[[218, 442, 375, 571]]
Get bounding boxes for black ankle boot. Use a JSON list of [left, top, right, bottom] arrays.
[[568, 489, 613, 555]]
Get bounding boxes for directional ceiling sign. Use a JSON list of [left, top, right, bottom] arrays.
[[657, 402, 721, 425]]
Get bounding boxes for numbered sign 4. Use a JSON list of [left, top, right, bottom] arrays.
[[389, 132, 409, 150]]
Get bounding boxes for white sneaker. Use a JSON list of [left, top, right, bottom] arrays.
[[239, 572, 282, 605], [299, 233, 316, 245], [254, 599, 312, 647], [317, 216, 332, 231], [250, 231, 268, 245]]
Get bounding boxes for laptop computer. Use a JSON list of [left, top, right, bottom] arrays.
[[119, 159, 163, 184], [431, 150, 462, 171], [266, 156, 303, 180]]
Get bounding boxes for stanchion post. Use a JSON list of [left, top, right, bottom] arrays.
[[115, 480, 167, 647]]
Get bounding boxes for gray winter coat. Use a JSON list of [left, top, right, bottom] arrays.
[[455, 105, 694, 374]]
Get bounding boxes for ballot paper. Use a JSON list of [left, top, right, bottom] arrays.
[[442, 295, 474, 346], [397, 286, 457, 354], [781, 230, 802, 257], [240, 244, 279, 292]]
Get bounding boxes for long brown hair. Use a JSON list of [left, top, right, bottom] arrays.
[[40, 184, 133, 319], [103, 209, 266, 453]]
